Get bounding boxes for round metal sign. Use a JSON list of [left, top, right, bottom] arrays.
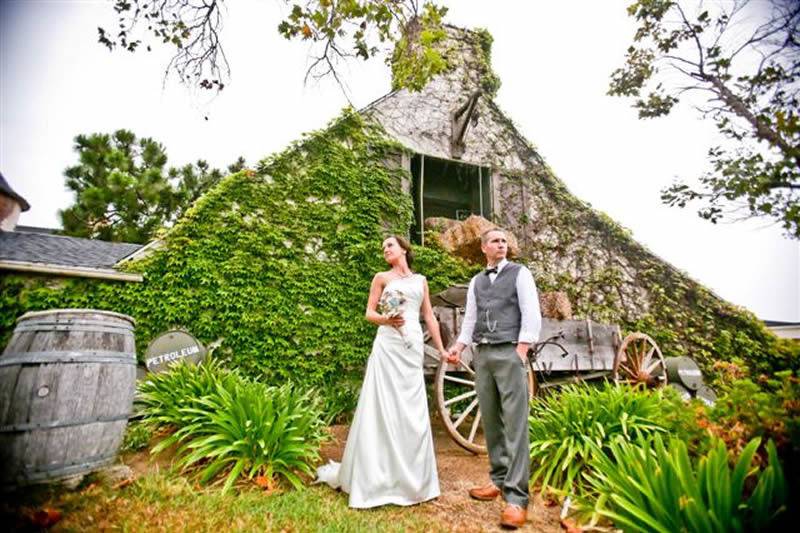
[[144, 330, 206, 373], [668, 382, 692, 401], [694, 384, 717, 407], [665, 356, 703, 391]]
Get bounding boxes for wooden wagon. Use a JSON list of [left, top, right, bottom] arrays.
[[421, 285, 667, 454]]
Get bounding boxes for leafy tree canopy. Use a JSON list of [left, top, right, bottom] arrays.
[[97, 0, 449, 96], [60, 129, 245, 243], [611, 0, 799, 238]]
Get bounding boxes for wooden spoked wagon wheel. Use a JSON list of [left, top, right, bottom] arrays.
[[434, 355, 535, 455], [613, 333, 667, 388]]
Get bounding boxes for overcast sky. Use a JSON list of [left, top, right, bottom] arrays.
[[1, 0, 798, 321]]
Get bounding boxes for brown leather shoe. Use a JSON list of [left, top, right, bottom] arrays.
[[468, 482, 501, 501], [500, 503, 527, 529]]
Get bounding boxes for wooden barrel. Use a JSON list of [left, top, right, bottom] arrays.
[[0, 309, 136, 488], [665, 356, 703, 391]]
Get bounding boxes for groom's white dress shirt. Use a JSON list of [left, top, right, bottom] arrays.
[[456, 258, 542, 346]]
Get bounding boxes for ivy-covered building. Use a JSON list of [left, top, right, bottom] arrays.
[[364, 26, 796, 376], [0, 26, 795, 389]]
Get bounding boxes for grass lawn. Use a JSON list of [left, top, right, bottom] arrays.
[[2, 468, 443, 532]]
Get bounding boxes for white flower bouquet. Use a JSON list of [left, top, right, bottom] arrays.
[[377, 289, 412, 348]]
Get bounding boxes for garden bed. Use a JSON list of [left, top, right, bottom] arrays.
[[2, 417, 561, 532]]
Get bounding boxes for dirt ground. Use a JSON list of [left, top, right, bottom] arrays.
[[320, 417, 563, 533]]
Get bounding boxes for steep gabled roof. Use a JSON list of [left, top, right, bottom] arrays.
[[362, 26, 544, 172]]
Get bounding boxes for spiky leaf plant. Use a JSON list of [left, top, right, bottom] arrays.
[[580, 435, 787, 532], [137, 359, 240, 428], [168, 381, 327, 493], [528, 382, 668, 496], [139, 361, 328, 493]]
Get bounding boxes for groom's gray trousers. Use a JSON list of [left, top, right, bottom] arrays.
[[474, 342, 530, 508]]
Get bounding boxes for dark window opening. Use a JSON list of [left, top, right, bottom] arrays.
[[410, 154, 491, 244]]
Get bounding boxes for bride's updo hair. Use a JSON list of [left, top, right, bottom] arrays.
[[389, 234, 414, 270]]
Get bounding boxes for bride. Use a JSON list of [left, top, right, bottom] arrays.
[[316, 235, 452, 508]]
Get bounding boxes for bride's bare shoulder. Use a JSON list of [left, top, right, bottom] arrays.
[[372, 271, 392, 285]]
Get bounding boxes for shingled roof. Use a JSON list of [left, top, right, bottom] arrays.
[[0, 230, 143, 281], [0, 231, 141, 268]]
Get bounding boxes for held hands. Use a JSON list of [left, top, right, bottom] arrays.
[[445, 346, 461, 365]]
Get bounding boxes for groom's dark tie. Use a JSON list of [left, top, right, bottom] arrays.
[[485, 267, 498, 276]]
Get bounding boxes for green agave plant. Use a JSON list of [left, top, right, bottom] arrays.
[[139, 360, 328, 493], [528, 383, 668, 496], [153, 379, 327, 493], [581, 435, 787, 532], [137, 359, 241, 427]]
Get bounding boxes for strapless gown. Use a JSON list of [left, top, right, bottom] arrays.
[[316, 274, 440, 508]]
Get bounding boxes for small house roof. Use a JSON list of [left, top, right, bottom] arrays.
[[14, 225, 58, 234], [764, 320, 800, 327], [0, 230, 142, 269]]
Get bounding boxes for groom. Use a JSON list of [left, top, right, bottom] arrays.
[[448, 228, 541, 529]]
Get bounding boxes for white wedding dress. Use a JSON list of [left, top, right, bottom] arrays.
[[316, 274, 440, 508]]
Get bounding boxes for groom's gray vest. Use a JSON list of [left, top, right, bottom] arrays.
[[472, 261, 522, 344]]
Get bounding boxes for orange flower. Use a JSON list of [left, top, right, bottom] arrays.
[[254, 474, 275, 491]]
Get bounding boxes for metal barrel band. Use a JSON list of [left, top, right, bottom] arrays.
[[15, 318, 134, 329], [13, 323, 134, 334], [18, 308, 135, 323], [0, 413, 130, 433], [0, 350, 136, 367], [8, 452, 117, 485]]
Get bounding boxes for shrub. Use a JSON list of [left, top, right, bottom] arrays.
[[140, 361, 328, 493], [137, 359, 241, 428], [693, 367, 800, 506], [158, 381, 327, 493], [657, 386, 711, 456], [580, 435, 787, 532], [528, 383, 669, 496], [702, 369, 800, 463], [319, 374, 362, 424], [120, 420, 152, 453]]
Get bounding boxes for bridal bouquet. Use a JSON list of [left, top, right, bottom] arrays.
[[378, 289, 412, 348]]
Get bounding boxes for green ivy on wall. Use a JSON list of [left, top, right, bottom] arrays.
[[1, 103, 796, 395], [470, 27, 501, 97], [0, 110, 475, 388], [500, 167, 799, 379]]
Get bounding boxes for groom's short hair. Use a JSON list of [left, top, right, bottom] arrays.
[[480, 227, 507, 245]]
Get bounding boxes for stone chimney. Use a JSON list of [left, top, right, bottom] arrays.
[[0, 172, 30, 231]]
